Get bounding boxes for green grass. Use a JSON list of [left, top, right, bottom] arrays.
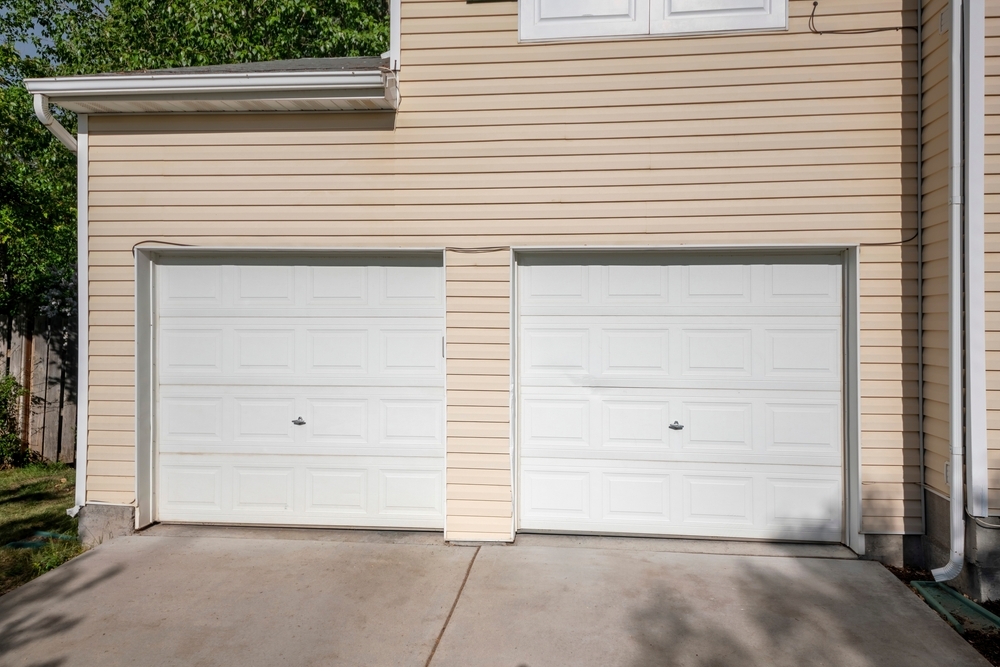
[[0, 463, 84, 596]]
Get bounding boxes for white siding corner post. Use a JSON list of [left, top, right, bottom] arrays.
[[846, 247, 865, 555], [72, 114, 88, 514], [965, 0, 988, 518], [933, 0, 967, 582]]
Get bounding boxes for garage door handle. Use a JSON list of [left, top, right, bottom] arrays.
[[669, 421, 684, 430], [292, 417, 306, 426]]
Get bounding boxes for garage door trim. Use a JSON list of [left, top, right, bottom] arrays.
[[510, 247, 863, 554], [134, 247, 448, 530]]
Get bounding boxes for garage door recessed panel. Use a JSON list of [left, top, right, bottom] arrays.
[[604, 330, 668, 373], [380, 471, 442, 515], [162, 467, 222, 509], [604, 474, 669, 518], [605, 265, 666, 299], [683, 329, 751, 375], [161, 398, 223, 442], [237, 265, 294, 304], [524, 399, 589, 446], [307, 469, 367, 513], [766, 478, 840, 529], [523, 329, 589, 374], [684, 265, 749, 302], [236, 399, 295, 440], [234, 468, 294, 511], [683, 403, 752, 451], [523, 471, 590, 517], [684, 476, 753, 524], [309, 266, 367, 303], [383, 266, 442, 304], [766, 330, 838, 378], [766, 403, 838, 453], [308, 400, 368, 443], [767, 264, 839, 303], [383, 331, 442, 374], [381, 400, 443, 444], [309, 330, 368, 373], [161, 265, 222, 305], [236, 330, 295, 373], [604, 402, 668, 446], [161, 329, 223, 373]]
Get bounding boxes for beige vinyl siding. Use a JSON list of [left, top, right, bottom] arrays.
[[85, 0, 920, 537], [986, 0, 1000, 513], [921, 0, 952, 501], [445, 249, 512, 540]]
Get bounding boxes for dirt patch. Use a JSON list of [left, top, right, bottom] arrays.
[[884, 564, 1000, 666]]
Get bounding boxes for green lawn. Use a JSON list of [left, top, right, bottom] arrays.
[[0, 464, 84, 596]]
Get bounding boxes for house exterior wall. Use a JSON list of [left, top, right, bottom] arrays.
[[84, 0, 921, 539], [920, 0, 951, 505], [986, 0, 1000, 514]]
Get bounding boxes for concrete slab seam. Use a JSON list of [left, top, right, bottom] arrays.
[[425, 545, 480, 667]]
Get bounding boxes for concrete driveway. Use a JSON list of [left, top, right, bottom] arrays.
[[0, 526, 988, 667]]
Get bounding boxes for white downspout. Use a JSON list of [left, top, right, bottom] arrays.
[[932, 0, 966, 582], [964, 0, 988, 518], [32, 94, 78, 154]]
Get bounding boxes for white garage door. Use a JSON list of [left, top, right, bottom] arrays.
[[155, 254, 446, 529], [518, 253, 844, 542]]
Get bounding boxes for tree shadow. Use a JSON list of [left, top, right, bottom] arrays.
[[0, 550, 124, 665], [626, 554, 959, 667]]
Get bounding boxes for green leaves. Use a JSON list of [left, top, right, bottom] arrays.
[[0, 0, 388, 328]]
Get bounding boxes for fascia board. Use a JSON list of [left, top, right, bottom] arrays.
[[24, 70, 386, 99]]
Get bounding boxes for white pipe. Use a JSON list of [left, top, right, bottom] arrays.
[[964, 0, 988, 518], [933, 0, 966, 583], [67, 115, 88, 517], [32, 94, 77, 153]]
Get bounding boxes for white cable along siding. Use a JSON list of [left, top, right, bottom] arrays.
[[86, 0, 920, 536]]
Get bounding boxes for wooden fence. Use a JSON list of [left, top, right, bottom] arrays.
[[3, 315, 76, 463]]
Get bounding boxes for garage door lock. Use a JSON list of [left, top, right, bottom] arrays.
[[292, 417, 306, 426], [669, 421, 684, 430]]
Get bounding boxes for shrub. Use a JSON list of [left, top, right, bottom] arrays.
[[0, 374, 26, 468]]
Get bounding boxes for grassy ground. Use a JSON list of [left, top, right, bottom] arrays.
[[0, 463, 84, 596]]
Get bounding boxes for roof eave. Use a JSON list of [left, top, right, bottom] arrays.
[[24, 69, 397, 112]]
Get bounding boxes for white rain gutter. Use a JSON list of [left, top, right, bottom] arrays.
[[933, 0, 967, 582], [32, 94, 77, 153], [25, 69, 386, 98], [964, 0, 988, 519]]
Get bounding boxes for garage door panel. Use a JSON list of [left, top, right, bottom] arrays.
[[158, 388, 445, 457], [158, 454, 445, 528], [234, 329, 295, 373], [518, 254, 844, 542], [521, 320, 840, 389], [682, 264, 751, 303], [766, 264, 841, 304], [159, 321, 443, 385], [156, 255, 445, 529], [159, 262, 443, 316], [160, 328, 224, 373], [519, 258, 841, 317], [520, 459, 842, 540]]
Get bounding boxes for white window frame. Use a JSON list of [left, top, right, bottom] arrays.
[[519, 0, 787, 42]]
